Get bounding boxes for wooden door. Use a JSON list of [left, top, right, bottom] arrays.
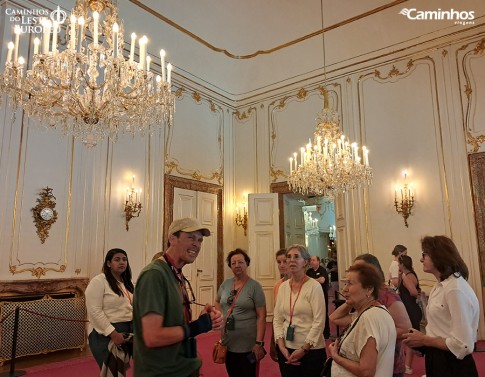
[[248, 193, 280, 321], [173, 188, 217, 319]]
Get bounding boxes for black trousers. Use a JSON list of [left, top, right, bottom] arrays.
[[88, 321, 132, 369], [276, 346, 326, 377], [425, 347, 478, 377], [225, 351, 257, 377]]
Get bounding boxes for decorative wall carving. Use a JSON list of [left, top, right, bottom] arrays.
[[458, 37, 485, 153], [469, 153, 485, 286]]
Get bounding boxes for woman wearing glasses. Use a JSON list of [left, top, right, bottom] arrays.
[[215, 248, 267, 377], [403, 236, 479, 377], [273, 244, 326, 377]]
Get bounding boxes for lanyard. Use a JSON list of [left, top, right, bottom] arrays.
[[163, 254, 193, 323], [227, 277, 249, 317], [289, 277, 306, 324], [118, 282, 133, 305]]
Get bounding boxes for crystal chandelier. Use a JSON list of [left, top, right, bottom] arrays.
[[288, 89, 373, 197], [0, 0, 175, 146], [288, 1, 372, 198], [303, 210, 320, 235]]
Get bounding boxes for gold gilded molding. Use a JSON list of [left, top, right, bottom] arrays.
[[10, 264, 67, 279], [464, 84, 472, 100], [269, 96, 289, 110], [175, 87, 185, 98], [457, 37, 485, 153], [128, 0, 407, 60], [165, 160, 223, 184], [466, 131, 485, 154], [373, 59, 415, 80], [270, 166, 286, 182], [192, 91, 202, 103], [297, 88, 308, 99], [234, 107, 255, 121]]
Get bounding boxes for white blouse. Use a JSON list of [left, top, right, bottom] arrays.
[[426, 274, 479, 359], [273, 278, 326, 349], [85, 273, 133, 336]]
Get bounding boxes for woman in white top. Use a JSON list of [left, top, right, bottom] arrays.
[[273, 244, 326, 377], [328, 263, 396, 377], [403, 235, 479, 377], [85, 248, 134, 368]]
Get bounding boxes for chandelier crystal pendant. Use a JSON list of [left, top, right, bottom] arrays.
[[0, 0, 175, 146], [288, 89, 372, 198]]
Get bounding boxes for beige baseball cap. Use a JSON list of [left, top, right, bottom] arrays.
[[168, 218, 210, 237]]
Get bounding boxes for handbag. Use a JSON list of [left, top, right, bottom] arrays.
[[212, 281, 248, 364], [212, 339, 228, 364]]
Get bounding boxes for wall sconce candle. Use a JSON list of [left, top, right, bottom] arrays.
[[234, 201, 248, 236], [394, 171, 415, 227], [124, 175, 142, 231], [329, 225, 336, 241]]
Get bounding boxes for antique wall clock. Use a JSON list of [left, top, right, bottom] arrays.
[[31, 187, 58, 243]]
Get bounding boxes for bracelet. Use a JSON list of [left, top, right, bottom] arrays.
[[300, 346, 309, 354]]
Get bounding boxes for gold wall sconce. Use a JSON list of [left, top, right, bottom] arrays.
[[234, 200, 248, 236], [124, 176, 142, 231], [394, 171, 415, 227]]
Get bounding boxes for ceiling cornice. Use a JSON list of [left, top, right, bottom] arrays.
[[128, 0, 409, 59]]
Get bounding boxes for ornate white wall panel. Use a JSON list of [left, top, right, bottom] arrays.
[[357, 56, 448, 268], [165, 91, 224, 184], [457, 37, 485, 154], [268, 85, 343, 183]]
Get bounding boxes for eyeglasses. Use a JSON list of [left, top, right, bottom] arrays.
[[421, 252, 428, 258], [227, 289, 238, 305]]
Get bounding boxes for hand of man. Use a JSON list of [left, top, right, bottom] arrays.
[[202, 304, 223, 331]]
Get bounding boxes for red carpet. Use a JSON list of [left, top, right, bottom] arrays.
[[20, 293, 485, 377], [21, 328, 485, 377]]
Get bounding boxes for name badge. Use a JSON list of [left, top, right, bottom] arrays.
[[286, 325, 295, 341]]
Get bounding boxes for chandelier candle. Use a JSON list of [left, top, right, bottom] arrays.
[[0, 0, 175, 146]]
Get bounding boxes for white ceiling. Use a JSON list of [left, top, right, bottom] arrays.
[[37, 0, 485, 99]]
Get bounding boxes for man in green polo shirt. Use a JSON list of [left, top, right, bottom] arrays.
[[133, 218, 223, 377]]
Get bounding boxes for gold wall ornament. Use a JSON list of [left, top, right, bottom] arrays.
[[124, 176, 143, 231], [31, 187, 58, 244], [394, 171, 415, 227]]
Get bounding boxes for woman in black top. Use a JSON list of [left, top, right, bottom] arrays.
[[398, 255, 422, 374]]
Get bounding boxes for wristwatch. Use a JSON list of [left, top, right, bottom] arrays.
[[255, 341, 264, 347]]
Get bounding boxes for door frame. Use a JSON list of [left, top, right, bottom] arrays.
[[164, 174, 224, 288], [270, 181, 292, 249]]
